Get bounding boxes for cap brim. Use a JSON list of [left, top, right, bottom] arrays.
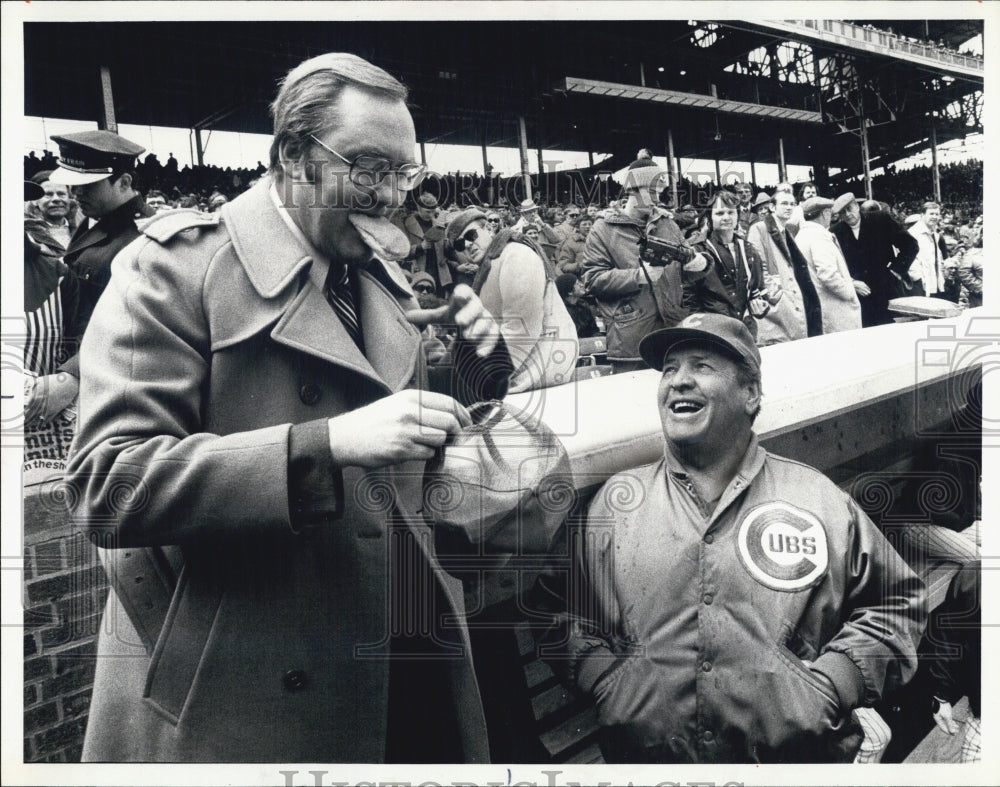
[[47, 166, 111, 186], [639, 328, 749, 371]]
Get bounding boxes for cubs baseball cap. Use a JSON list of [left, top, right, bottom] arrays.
[[48, 130, 145, 186], [639, 313, 761, 373]]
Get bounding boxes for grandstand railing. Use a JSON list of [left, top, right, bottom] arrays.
[[753, 20, 985, 78]]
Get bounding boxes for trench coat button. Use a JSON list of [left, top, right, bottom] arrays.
[[702, 661, 712, 672], [299, 383, 322, 406], [283, 669, 308, 692], [703, 534, 714, 544], [703, 593, 713, 605]]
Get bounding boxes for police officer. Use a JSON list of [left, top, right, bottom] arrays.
[[48, 130, 152, 371]]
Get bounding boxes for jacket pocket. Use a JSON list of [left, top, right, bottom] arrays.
[[142, 566, 223, 724]]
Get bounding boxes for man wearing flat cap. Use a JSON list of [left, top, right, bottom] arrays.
[[47, 129, 152, 373], [540, 313, 924, 763], [795, 196, 863, 333], [831, 192, 918, 327]]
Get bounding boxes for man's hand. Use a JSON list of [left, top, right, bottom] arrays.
[[457, 262, 478, 275], [24, 372, 79, 425], [853, 280, 872, 298], [932, 698, 958, 735], [683, 252, 709, 274], [327, 390, 471, 468], [406, 283, 499, 358]]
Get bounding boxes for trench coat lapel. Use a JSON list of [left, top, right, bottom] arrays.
[[224, 180, 421, 392]]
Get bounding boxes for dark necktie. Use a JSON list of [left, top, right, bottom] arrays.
[[325, 264, 363, 349]]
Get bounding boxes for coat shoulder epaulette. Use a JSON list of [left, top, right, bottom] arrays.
[[140, 209, 221, 243]]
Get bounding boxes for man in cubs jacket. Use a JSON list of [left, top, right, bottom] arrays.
[[539, 314, 925, 763]]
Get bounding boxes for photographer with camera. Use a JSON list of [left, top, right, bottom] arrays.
[[580, 153, 708, 373]]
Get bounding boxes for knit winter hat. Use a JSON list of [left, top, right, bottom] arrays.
[[622, 156, 667, 191]]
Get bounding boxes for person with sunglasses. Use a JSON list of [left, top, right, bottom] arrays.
[[447, 207, 578, 394], [66, 52, 513, 764]]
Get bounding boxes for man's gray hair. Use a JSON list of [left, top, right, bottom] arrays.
[[268, 53, 408, 178]]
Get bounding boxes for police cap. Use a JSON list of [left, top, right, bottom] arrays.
[[49, 130, 145, 186]]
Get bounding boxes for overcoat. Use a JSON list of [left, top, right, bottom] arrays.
[[746, 214, 823, 345], [794, 221, 862, 334], [831, 212, 917, 327], [67, 180, 492, 762]]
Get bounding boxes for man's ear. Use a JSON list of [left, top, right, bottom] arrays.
[[744, 380, 762, 417], [278, 138, 312, 183], [115, 172, 133, 192]]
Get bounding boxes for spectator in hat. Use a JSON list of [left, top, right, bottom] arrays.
[[556, 213, 594, 276], [795, 197, 863, 334], [47, 129, 153, 376], [555, 272, 599, 339], [831, 192, 918, 326], [449, 207, 578, 392], [750, 191, 772, 226], [538, 313, 924, 763], [553, 205, 580, 242], [404, 192, 452, 292], [580, 155, 708, 372]]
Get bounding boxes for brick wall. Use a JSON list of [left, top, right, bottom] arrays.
[[22, 486, 109, 763]]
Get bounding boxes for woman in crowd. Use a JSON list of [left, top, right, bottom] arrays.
[[684, 190, 773, 339], [447, 207, 578, 393]]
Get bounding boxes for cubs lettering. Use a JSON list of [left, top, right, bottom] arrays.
[[737, 502, 830, 591]]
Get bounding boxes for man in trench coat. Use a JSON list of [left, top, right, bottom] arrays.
[[66, 53, 511, 763]]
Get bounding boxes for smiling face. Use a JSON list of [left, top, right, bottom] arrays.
[[281, 85, 416, 266], [657, 343, 758, 452], [710, 197, 738, 234], [38, 181, 70, 222]]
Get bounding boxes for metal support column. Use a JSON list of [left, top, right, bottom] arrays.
[[99, 65, 117, 132], [930, 123, 942, 203], [420, 142, 427, 166], [588, 151, 595, 169], [858, 94, 873, 200], [777, 138, 787, 184], [194, 127, 205, 167], [750, 157, 757, 188], [714, 157, 722, 187], [666, 129, 679, 209], [518, 115, 532, 201]]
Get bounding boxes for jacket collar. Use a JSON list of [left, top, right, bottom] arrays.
[[68, 194, 143, 254]]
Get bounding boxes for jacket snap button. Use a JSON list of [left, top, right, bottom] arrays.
[[702, 661, 712, 672], [703, 593, 713, 605], [299, 384, 321, 405], [703, 534, 713, 544], [283, 669, 308, 691]]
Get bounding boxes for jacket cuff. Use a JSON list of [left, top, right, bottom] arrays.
[[575, 645, 619, 695], [812, 650, 866, 711], [287, 418, 344, 529]]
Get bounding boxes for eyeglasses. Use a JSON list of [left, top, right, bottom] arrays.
[[452, 228, 482, 252], [309, 134, 427, 191], [413, 284, 436, 294], [486, 218, 501, 225]]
